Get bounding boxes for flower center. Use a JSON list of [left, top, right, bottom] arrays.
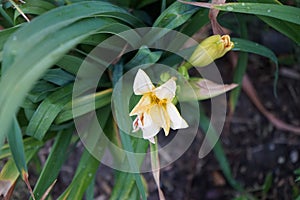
[[150, 93, 167, 106], [221, 35, 232, 48]]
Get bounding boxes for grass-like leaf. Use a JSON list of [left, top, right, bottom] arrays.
[[31, 129, 73, 199], [14, 0, 56, 21], [0, 1, 142, 149], [237, 0, 300, 44], [26, 84, 73, 140], [55, 88, 112, 124], [56, 149, 100, 200], [154, 1, 199, 29], [0, 147, 41, 197], [232, 37, 279, 97], [213, 3, 300, 25], [232, 38, 277, 65], [198, 106, 244, 192], [7, 117, 28, 177]]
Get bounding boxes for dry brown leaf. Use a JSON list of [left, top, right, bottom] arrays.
[[150, 139, 166, 200], [0, 180, 16, 199], [212, 171, 226, 186], [195, 78, 238, 99], [41, 180, 57, 200], [9, 0, 30, 22], [22, 172, 36, 200], [209, 0, 227, 35]]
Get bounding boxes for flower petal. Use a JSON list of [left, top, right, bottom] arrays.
[[154, 78, 176, 100], [166, 103, 188, 130], [132, 116, 140, 132], [129, 95, 151, 116], [141, 112, 161, 139], [150, 104, 170, 136], [133, 69, 154, 95]]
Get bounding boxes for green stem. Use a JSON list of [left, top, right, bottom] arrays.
[[178, 63, 191, 79]]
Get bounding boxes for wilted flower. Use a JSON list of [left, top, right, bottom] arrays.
[[188, 35, 234, 67], [129, 69, 188, 143], [178, 78, 238, 101]]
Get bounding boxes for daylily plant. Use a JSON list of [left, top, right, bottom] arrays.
[[129, 69, 188, 143]]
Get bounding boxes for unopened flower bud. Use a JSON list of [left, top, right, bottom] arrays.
[[188, 35, 234, 67]]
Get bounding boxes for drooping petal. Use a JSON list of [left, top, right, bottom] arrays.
[[141, 112, 161, 140], [154, 78, 176, 100], [133, 69, 155, 95], [178, 78, 238, 101], [129, 95, 151, 116], [142, 111, 153, 127], [166, 103, 188, 130], [194, 78, 238, 100], [150, 105, 170, 136]]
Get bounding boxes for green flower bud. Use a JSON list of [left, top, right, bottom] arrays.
[[188, 35, 234, 67]]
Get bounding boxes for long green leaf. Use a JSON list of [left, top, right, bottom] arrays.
[[7, 117, 28, 177], [0, 26, 19, 51], [110, 172, 137, 200], [198, 106, 243, 192], [14, 0, 56, 20], [232, 37, 279, 96], [258, 15, 300, 44], [32, 129, 73, 200], [0, 1, 142, 149], [181, 8, 209, 36], [124, 46, 162, 70], [55, 55, 83, 75], [114, 131, 147, 200], [0, 146, 41, 197], [55, 88, 112, 124], [237, 0, 300, 44], [112, 61, 147, 200], [27, 80, 57, 103], [57, 105, 111, 199], [43, 69, 74, 86], [26, 84, 73, 140], [213, 3, 300, 25], [154, 1, 199, 29], [110, 170, 148, 200], [232, 38, 277, 65], [110, 132, 149, 199], [230, 52, 248, 112], [56, 149, 100, 200], [0, 5, 14, 26], [85, 177, 95, 200], [0, 137, 43, 160], [229, 17, 249, 113]]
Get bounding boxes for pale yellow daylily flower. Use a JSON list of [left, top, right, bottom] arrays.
[[188, 34, 234, 67], [129, 69, 188, 143]]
